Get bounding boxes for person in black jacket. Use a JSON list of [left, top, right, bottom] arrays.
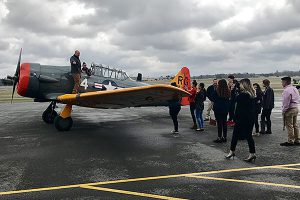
[[226, 78, 257, 162], [260, 79, 275, 134], [227, 75, 239, 126], [205, 79, 218, 120], [195, 83, 206, 131], [211, 79, 231, 143], [70, 50, 82, 94], [252, 83, 263, 136], [82, 62, 92, 76], [169, 82, 182, 136]]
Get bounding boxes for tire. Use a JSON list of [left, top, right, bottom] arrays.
[[42, 109, 58, 124], [54, 116, 73, 131]]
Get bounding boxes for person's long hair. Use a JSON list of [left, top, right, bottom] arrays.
[[240, 78, 256, 98], [217, 79, 231, 98], [253, 83, 263, 95], [198, 83, 205, 91]]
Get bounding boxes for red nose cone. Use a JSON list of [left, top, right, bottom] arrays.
[[17, 63, 30, 97]]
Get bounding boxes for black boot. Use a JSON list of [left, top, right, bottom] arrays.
[[259, 121, 266, 134], [266, 121, 272, 134]]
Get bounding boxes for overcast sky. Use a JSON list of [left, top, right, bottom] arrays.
[[0, 0, 300, 78]]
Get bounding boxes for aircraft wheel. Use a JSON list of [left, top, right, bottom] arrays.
[[54, 116, 73, 131], [42, 109, 58, 124]]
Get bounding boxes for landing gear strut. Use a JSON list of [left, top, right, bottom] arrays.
[[54, 104, 73, 131], [42, 101, 58, 124]]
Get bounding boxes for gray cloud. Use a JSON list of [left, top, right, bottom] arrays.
[[0, 0, 300, 78], [0, 40, 9, 51], [3, 0, 96, 38], [211, 2, 300, 41]]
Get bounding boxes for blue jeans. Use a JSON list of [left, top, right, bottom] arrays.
[[195, 108, 204, 129]]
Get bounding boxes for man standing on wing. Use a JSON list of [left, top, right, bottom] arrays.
[[70, 50, 82, 94]]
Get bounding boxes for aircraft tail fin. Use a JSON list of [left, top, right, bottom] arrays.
[[171, 66, 191, 106]]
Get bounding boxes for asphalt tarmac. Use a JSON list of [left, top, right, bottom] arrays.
[[0, 99, 299, 199]]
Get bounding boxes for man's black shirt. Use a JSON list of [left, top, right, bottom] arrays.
[[70, 55, 81, 74]]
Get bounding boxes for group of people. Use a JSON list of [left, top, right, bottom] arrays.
[[169, 75, 300, 162], [168, 81, 207, 135], [70, 50, 300, 162]]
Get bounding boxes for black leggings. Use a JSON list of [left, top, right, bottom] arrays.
[[214, 112, 228, 138], [170, 106, 181, 131], [230, 127, 256, 153], [190, 103, 196, 125]]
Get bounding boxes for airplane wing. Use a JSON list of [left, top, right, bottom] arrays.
[[56, 84, 191, 109]]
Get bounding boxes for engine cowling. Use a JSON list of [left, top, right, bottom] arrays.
[[17, 63, 39, 98]]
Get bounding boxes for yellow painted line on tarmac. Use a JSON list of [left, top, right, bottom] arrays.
[[186, 175, 300, 189], [272, 166, 300, 171], [0, 163, 300, 196], [80, 185, 188, 200], [195, 163, 300, 176], [86, 163, 300, 186], [0, 184, 82, 196], [86, 173, 200, 186]]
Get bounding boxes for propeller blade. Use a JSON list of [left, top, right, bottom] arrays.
[[11, 48, 22, 103], [11, 79, 17, 103], [15, 48, 22, 77]]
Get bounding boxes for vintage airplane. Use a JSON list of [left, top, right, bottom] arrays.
[[10, 49, 191, 131]]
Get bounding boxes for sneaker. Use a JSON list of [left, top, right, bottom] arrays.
[[200, 128, 205, 132], [280, 142, 294, 146], [171, 130, 179, 134], [196, 128, 201, 131]]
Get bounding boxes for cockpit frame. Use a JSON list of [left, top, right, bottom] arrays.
[[90, 63, 129, 80]]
